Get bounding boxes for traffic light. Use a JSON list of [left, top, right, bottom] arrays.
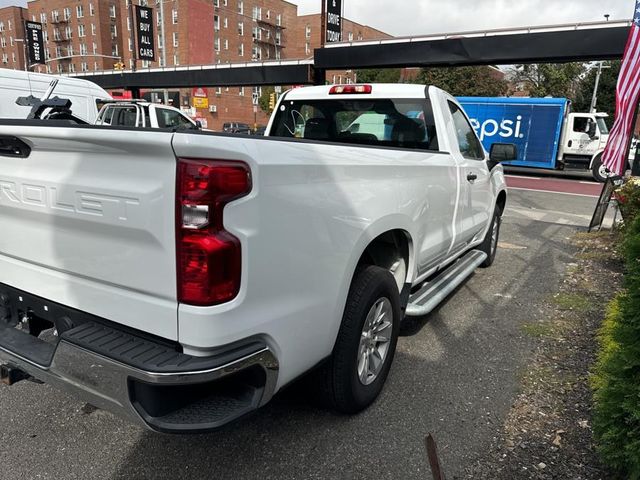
[[113, 62, 125, 71], [268, 92, 276, 111]]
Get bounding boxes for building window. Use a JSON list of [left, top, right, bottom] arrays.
[[224, 39, 228, 50], [93, 61, 98, 71], [173, 32, 178, 47], [213, 0, 219, 6], [65, 26, 72, 39], [172, 9, 178, 24], [11, 52, 15, 63], [216, 87, 221, 95], [40, 13, 46, 24], [10, 37, 13, 46], [81, 62, 88, 72], [128, 38, 133, 52], [80, 43, 87, 55], [93, 42, 97, 54], [214, 37, 220, 52], [275, 31, 281, 45], [51, 10, 59, 22], [0, 38, 5, 48], [7, 20, 11, 31], [348, 32, 353, 41], [112, 44, 118, 56], [173, 54, 179, 65], [252, 6, 261, 20], [223, 17, 228, 28], [305, 42, 310, 55], [142, 60, 149, 68], [91, 24, 96, 36], [239, 87, 244, 96], [214, 15, 219, 31], [110, 24, 117, 38], [276, 14, 282, 26], [89, 3, 95, 16], [127, 17, 131, 31], [76, 5, 84, 18], [78, 24, 85, 37], [69, 63, 75, 73], [305, 25, 311, 39], [266, 10, 270, 19], [63, 8, 71, 20], [0, 22, 4, 32], [238, 43, 243, 56], [237, 1, 243, 15], [238, 22, 243, 36], [109, 5, 116, 18]]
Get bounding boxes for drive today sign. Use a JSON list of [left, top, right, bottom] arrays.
[[326, 0, 342, 43], [135, 5, 155, 61]]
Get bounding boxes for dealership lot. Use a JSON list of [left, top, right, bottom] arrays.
[[0, 177, 604, 480]]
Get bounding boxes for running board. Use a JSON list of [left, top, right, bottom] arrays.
[[405, 250, 487, 317]]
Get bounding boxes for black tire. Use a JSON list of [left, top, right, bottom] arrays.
[[591, 154, 609, 183], [479, 208, 501, 268], [317, 265, 401, 414]]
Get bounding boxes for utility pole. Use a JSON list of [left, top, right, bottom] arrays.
[[128, 0, 137, 72], [320, 0, 326, 48], [590, 62, 611, 113], [159, 0, 169, 104]]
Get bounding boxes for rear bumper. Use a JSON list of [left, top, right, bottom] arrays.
[[0, 286, 279, 434]]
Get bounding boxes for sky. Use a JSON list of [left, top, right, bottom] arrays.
[[290, 0, 635, 36], [0, 0, 634, 36]]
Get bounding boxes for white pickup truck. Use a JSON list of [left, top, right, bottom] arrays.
[[0, 84, 510, 433], [95, 100, 201, 130]]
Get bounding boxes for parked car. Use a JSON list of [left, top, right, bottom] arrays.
[[0, 69, 111, 123], [95, 100, 201, 130], [0, 83, 510, 433], [222, 122, 252, 134]]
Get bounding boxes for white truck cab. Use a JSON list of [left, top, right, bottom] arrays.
[[559, 112, 610, 181], [95, 100, 201, 130]]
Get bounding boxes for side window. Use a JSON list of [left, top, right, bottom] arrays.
[[157, 108, 194, 129], [448, 101, 484, 160], [110, 106, 138, 127], [573, 117, 590, 133]]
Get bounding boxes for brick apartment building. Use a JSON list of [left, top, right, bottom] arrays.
[[0, 1, 391, 129], [0, 6, 28, 70]]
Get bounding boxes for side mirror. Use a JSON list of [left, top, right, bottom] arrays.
[[488, 143, 517, 170], [195, 120, 203, 130]]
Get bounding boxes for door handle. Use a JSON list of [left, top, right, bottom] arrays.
[[568, 140, 573, 148], [467, 172, 478, 183]]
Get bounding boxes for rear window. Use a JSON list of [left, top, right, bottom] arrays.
[[103, 106, 138, 127], [270, 98, 439, 151]]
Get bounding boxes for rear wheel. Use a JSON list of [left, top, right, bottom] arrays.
[[479, 208, 501, 268], [317, 265, 401, 413]]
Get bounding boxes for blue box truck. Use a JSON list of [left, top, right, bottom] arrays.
[[457, 97, 615, 181]]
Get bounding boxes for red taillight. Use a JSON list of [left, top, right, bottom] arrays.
[[329, 84, 373, 95], [176, 158, 251, 306]]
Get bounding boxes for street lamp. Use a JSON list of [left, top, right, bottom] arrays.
[[13, 38, 29, 72], [590, 61, 612, 113]]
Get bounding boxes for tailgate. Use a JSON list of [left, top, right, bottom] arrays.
[[0, 124, 178, 340]]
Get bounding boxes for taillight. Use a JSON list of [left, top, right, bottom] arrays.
[[329, 84, 373, 95], [176, 158, 251, 306]]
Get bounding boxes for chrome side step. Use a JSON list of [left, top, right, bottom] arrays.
[[405, 250, 487, 317]]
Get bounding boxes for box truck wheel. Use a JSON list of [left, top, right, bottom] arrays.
[[315, 265, 400, 413], [591, 154, 611, 183]]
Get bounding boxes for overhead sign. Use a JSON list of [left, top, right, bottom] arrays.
[[192, 87, 208, 98], [25, 21, 45, 65], [135, 5, 155, 61], [325, 0, 342, 43]]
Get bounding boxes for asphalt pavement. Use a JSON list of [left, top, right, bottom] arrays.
[[0, 176, 603, 480]]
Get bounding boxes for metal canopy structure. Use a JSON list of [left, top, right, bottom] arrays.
[[315, 21, 631, 69], [70, 21, 631, 90], [70, 60, 315, 89]]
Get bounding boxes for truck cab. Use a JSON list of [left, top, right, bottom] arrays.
[[560, 112, 610, 180], [95, 100, 201, 130]]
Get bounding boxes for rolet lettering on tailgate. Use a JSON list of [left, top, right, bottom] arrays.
[[0, 179, 140, 222]]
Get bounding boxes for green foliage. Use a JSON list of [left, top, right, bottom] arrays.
[[512, 63, 586, 100], [593, 215, 640, 477], [416, 66, 509, 97], [258, 86, 275, 114], [355, 68, 402, 83], [574, 61, 621, 118], [616, 179, 640, 224]]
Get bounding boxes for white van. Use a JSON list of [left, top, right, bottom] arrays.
[[0, 70, 111, 123]]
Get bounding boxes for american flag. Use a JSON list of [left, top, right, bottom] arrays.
[[601, 0, 640, 176]]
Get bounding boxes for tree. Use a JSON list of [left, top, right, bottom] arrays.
[[258, 86, 275, 114], [573, 61, 621, 118], [416, 66, 509, 97], [354, 68, 402, 83], [511, 63, 586, 100]]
